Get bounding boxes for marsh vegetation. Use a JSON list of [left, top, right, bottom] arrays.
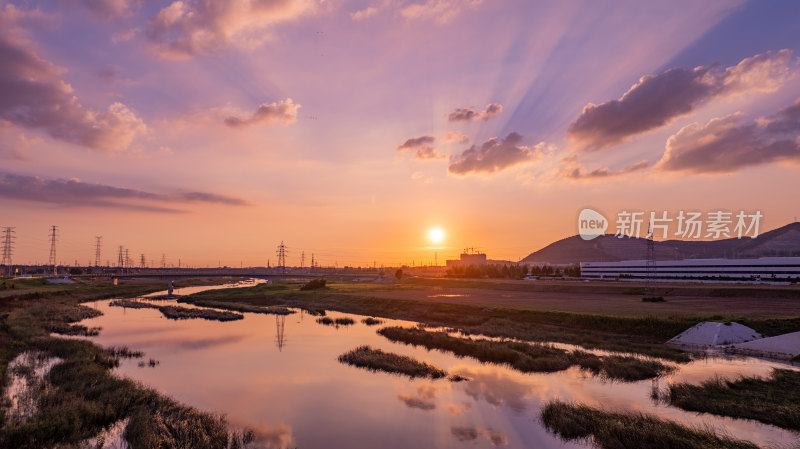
[[666, 369, 800, 431], [338, 346, 446, 379], [540, 401, 759, 449], [0, 278, 256, 448], [109, 299, 244, 321], [378, 326, 673, 381]]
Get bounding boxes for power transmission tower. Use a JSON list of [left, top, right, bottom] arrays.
[[124, 249, 130, 274], [48, 225, 58, 277], [300, 251, 305, 269], [161, 254, 166, 269], [276, 241, 287, 273], [117, 246, 124, 271], [310, 253, 315, 272], [2, 227, 15, 276], [140, 254, 146, 269], [94, 236, 102, 267]]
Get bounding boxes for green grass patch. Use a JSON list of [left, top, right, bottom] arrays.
[[378, 326, 673, 381], [338, 345, 446, 379], [541, 401, 759, 449], [109, 299, 244, 321], [667, 369, 800, 431]]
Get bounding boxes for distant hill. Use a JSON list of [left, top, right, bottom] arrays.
[[521, 222, 800, 265]]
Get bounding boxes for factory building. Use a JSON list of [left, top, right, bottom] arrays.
[[580, 257, 800, 282]]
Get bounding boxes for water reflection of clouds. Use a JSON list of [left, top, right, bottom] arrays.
[[396, 383, 450, 411], [450, 425, 508, 447], [174, 334, 248, 350], [453, 366, 534, 413], [239, 422, 293, 449]]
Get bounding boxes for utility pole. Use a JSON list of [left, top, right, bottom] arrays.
[[94, 236, 102, 267], [48, 225, 58, 277], [276, 241, 287, 273], [2, 227, 15, 277]]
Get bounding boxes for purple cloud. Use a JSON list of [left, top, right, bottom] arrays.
[[562, 160, 649, 180], [448, 132, 538, 175], [0, 173, 249, 212], [397, 135, 443, 160], [568, 50, 795, 151], [448, 103, 503, 122], [224, 99, 300, 128], [147, 0, 320, 58], [657, 102, 800, 174], [0, 8, 145, 152]]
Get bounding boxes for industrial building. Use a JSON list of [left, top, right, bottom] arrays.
[[580, 257, 800, 282], [446, 249, 487, 268]]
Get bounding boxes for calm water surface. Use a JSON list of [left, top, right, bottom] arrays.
[[76, 280, 800, 448]]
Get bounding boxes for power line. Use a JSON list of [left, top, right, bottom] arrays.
[[117, 246, 124, 272], [48, 226, 58, 277], [2, 227, 15, 276], [94, 236, 102, 267], [276, 241, 287, 273]]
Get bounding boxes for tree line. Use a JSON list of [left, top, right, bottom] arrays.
[[446, 264, 581, 279]]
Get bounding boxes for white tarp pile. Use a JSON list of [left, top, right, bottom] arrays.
[[667, 321, 762, 347], [728, 332, 800, 360]]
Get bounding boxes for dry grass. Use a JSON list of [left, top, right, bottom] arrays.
[[541, 401, 759, 449], [378, 326, 673, 381], [338, 345, 446, 379], [667, 369, 800, 431]]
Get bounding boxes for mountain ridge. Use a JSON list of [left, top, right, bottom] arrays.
[[521, 222, 800, 265]]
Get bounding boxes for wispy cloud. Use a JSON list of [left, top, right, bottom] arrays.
[[401, 0, 483, 24], [146, 0, 321, 59], [656, 99, 800, 174], [63, 0, 134, 20], [567, 50, 796, 151], [0, 172, 249, 212], [561, 160, 649, 180]]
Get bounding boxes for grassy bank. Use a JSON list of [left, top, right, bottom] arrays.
[[378, 326, 672, 381], [185, 299, 295, 315], [338, 346, 446, 379], [109, 299, 244, 321], [541, 401, 759, 449], [0, 278, 250, 448], [180, 282, 697, 361], [667, 369, 800, 431]]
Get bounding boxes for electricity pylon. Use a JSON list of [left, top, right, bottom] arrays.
[[48, 226, 58, 277]]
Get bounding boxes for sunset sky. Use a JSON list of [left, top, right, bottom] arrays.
[[1, 0, 799, 267]]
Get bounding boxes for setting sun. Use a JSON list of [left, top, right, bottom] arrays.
[[428, 227, 445, 244]]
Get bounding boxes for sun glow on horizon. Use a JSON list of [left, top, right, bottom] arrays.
[[428, 227, 445, 244]]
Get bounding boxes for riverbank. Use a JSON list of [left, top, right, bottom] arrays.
[[0, 277, 251, 448]]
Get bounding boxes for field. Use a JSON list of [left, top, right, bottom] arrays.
[[365, 278, 800, 318]]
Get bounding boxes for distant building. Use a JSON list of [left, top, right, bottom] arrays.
[[581, 257, 800, 282], [446, 249, 487, 268]]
